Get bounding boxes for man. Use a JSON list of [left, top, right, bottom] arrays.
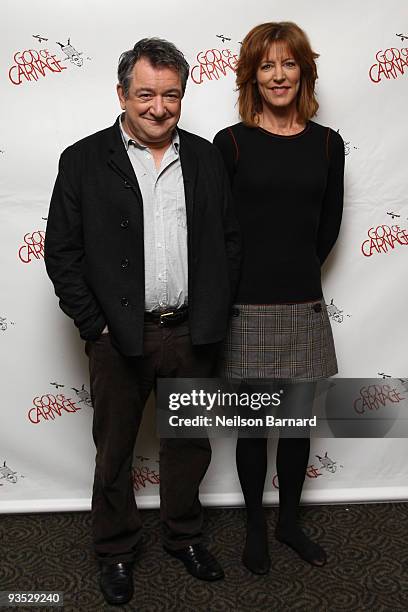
[[44, 38, 241, 606]]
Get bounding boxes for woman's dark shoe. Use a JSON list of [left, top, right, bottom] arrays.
[[242, 520, 271, 574], [275, 525, 327, 566]]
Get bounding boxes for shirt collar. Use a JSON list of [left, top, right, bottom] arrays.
[[119, 114, 180, 154]]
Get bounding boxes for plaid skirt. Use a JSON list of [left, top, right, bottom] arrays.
[[220, 299, 338, 381]]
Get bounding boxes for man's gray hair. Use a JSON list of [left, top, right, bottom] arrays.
[[118, 38, 190, 97]]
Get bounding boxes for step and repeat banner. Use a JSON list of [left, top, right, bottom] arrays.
[[1, 0, 408, 511]]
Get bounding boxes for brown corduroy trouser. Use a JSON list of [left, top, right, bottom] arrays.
[[85, 319, 220, 563]]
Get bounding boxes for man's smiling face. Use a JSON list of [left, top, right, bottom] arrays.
[[117, 57, 182, 147]]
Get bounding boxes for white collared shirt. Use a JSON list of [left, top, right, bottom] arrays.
[[119, 116, 188, 311]]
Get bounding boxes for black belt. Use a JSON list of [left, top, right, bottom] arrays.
[[144, 306, 188, 327]]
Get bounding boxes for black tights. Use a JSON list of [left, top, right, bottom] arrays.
[[236, 436, 310, 528], [236, 435, 326, 567]]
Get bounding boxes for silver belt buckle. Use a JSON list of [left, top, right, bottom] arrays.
[[159, 311, 174, 326]]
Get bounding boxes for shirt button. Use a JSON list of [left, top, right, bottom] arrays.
[[121, 297, 129, 307], [121, 258, 129, 268], [120, 219, 129, 229]]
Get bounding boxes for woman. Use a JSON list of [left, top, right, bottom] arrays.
[[214, 22, 344, 573]]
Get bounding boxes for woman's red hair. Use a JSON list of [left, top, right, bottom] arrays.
[[236, 22, 319, 125]]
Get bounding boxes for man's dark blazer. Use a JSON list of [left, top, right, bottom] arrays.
[[44, 118, 241, 356]]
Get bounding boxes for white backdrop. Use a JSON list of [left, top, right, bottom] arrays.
[[1, 0, 408, 512]]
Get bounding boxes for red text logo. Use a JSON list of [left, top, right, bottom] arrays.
[[28, 394, 81, 424], [353, 384, 404, 415], [132, 465, 160, 491], [361, 225, 408, 257], [9, 49, 66, 85], [190, 48, 238, 84], [273, 464, 322, 488], [18, 231, 45, 263], [369, 47, 408, 83]]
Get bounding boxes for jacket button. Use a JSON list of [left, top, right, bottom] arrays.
[[121, 258, 129, 268], [121, 297, 129, 307], [313, 303, 322, 313], [120, 219, 129, 228]]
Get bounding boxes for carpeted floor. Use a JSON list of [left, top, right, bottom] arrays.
[[1, 503, 407, 611]]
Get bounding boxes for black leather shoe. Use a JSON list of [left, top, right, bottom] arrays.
[[164, 544, 224, 581], [99, 561, 134, 605]]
